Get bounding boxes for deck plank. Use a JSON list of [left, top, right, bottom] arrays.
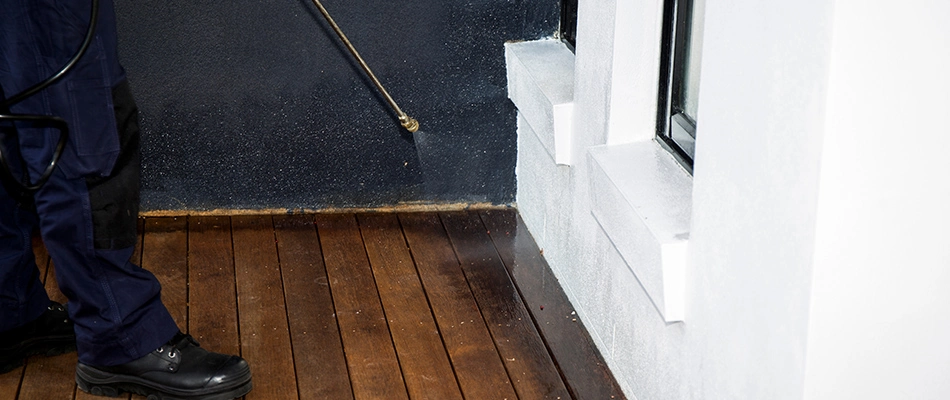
[[187, 216, 241, 356], [397, 212, 518, 400], [273, 215, 353, 399], [180, 216, 239, 400], [357, 213, 464, 400], [142, 217, 189, 330], [316, 214, 408, 400], [12, 211, 624, 400], [232, 216, 298, 400], [441, 211, 571, 399], [479, 209, 626, 399]]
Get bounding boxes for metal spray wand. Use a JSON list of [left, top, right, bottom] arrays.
[[309, 0, 420, 133]]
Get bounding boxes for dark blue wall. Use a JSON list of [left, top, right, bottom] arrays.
[[114, 0, 557, 210]]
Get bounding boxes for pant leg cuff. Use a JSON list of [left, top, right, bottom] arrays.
[[76, 310, 180, 367]]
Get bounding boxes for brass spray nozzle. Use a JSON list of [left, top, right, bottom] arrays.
[[400, 115, 420, 133]]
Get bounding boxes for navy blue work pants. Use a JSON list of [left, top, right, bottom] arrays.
[[0, 0, 178, 366]]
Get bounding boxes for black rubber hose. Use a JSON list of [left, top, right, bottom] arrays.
[[0, 0, 100, 196], [0, 0, 101, 109]]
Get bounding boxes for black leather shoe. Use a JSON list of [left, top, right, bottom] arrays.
[[76, 332, 252, 400], [0, 301, 76, 374]]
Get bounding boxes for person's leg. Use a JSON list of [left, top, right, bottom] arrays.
[[0, 11, 46, 329], [0, 86, 76, 374], [0, 174, 49, 337], [4, 1, 251, 396], [0, 88, 49, 334], [0, 0, 178, 366], [71, 80, 252, 400], [32, 79, 180, 367], [36, 165, 181, 366]]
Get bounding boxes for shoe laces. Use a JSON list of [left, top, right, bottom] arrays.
[[152, 332, 200, 369], [155, 345, 178, 360]]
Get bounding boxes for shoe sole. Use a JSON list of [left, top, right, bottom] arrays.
[[75, 364, 252, 400], [0, 335, 77, 374]]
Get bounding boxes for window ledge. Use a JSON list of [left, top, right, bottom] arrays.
[[588, 140, 692, 322], [505, 39, 575, 165]]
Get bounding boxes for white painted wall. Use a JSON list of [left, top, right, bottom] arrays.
[[804, 1, 950, 399], [512, 0, 950, 399], [684, 0, 835, 398]]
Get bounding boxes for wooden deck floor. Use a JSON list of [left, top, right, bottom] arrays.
[[2, 210, 624, 399]]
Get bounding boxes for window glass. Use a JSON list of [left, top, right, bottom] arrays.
[[682, 0, 704, 120], [657, 0, 704, 171]]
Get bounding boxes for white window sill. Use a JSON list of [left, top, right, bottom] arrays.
[[588, 140, 692, 322], [505, 39, 575, 165]]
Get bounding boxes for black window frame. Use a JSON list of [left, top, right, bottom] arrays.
[[656, 0, 699, 173], [560, 0, 578, 51]]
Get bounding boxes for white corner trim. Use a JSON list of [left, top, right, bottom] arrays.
[[588, 140, 692, 322], [505, 39, 575, 165], [553, 102, 574, 164]]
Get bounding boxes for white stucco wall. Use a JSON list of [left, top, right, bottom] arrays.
[[804, 1, 950, 399], [684, 0, 835, 397], [511, 0, 950, 399]]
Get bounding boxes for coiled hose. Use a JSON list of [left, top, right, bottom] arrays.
[[0, 0, 100, 197]]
